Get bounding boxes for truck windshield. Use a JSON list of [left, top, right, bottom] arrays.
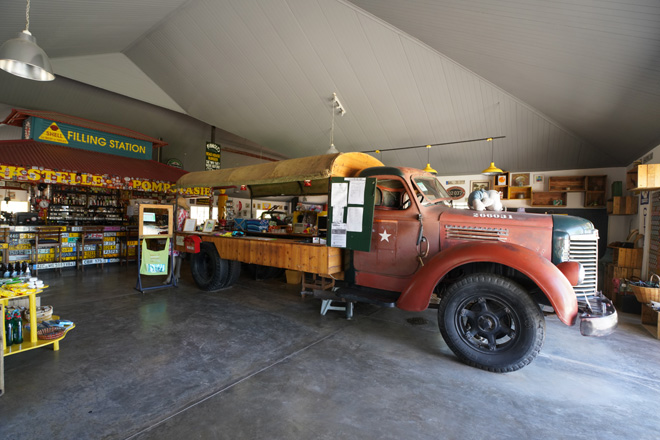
[[412, 176, 451, 205]]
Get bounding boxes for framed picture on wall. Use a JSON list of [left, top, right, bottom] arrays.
[[511, 173, 531, 187], [496, 175, 507, 186], [534, 174, 544, 184], [470, 181, 491, 192]]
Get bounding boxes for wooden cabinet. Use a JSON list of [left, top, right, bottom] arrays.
[[492, 172, 531, 200], [493, 172, 510, 199], [507, 186, 532, 200], [585, 175, 606, 208], [531, 191, 567, 207], [548, 175, 586, 192]]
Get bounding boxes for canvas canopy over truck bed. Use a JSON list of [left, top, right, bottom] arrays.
[[174, 152, 382, 279]]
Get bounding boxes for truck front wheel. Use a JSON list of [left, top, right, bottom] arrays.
[[438, 273, 545, 373], [190, 242, 228, 291]]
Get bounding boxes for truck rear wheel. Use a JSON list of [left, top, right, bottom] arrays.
[[438, 273, 545, 373], [224, 260, 242, 287], [190, 242, 228, 291]]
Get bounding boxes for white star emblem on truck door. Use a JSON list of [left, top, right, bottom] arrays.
[[379, 229, 391, 242]]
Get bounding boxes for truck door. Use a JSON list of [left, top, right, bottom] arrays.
[[353, 175, 422, 284]]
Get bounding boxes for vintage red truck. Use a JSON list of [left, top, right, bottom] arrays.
[[174, 152, 617, 372]]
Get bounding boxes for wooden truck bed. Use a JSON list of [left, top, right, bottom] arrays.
[[176, 232, 343, 275]]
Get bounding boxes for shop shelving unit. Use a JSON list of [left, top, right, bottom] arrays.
[[48, 186, 123, 224], [2, 292, 75, 356]]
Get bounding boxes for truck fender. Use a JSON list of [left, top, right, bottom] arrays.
[[397, 242, 578, 326]]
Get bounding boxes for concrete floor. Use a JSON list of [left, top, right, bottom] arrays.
[[1, 263, 659, 440]]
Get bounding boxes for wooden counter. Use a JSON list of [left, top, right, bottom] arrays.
[[176, 232, 343, 275]]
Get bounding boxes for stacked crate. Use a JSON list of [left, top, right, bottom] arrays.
[[604, 244, 643, 308]]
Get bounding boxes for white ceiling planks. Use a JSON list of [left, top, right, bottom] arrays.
[[0, 0, 657, 174]]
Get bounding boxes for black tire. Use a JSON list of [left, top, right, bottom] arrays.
[[224, 260, 242, 287], [190, 242, 228, 291], [438, 273, 545, 373]]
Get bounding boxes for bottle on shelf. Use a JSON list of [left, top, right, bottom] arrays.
[[5, 310, 14, 346], [12, 309, 22, 345]]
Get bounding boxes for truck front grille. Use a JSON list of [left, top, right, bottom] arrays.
[[569, 233, 599, 299], [445, 225, 509, 242]]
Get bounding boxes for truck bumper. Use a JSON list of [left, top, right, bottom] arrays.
[[578, 293, 618, 337]]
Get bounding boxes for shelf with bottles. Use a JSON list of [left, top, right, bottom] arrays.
[[49, 186, 123, 223], [2, 293, 76, 357]]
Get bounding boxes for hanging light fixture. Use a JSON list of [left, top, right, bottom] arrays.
[[0, 0, 55, 81], [325, 93, 345, 154], [422, 145, 437, 174], [481, 138, 503, 176]]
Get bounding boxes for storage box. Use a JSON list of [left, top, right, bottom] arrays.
[[285, 270, 302, 284], [611, 247, 643, 268], [636, 164, 660, 189], [608, 196, 638, 215]]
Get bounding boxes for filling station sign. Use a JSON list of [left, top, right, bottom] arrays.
[[26, 117, 153, 160]]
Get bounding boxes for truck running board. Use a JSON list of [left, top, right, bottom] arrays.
[[334, 286, 400, 308], [312, 287, 400, 320]]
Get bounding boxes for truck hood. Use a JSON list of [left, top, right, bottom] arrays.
[[438, 209, 554, 260]]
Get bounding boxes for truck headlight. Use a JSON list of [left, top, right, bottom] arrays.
[[556, 261, 584, 286]]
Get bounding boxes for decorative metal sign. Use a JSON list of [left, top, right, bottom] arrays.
[[205, 142, 221, 170], [446, 186, 466, 200]]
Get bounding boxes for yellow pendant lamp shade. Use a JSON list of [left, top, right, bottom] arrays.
[[423, 163, 437, 174], [482, 162, 503, 175]]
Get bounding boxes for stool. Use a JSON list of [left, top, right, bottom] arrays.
[[77, 226, 105, 271], [32, 226, 64, 276], [320, 298, 354, 319], [314, 289, 354, 320]]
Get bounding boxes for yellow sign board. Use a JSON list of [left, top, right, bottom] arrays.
[[38, 122, 69, 144]]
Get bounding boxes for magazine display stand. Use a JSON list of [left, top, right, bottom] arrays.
[[135, 204, 175, 293]]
